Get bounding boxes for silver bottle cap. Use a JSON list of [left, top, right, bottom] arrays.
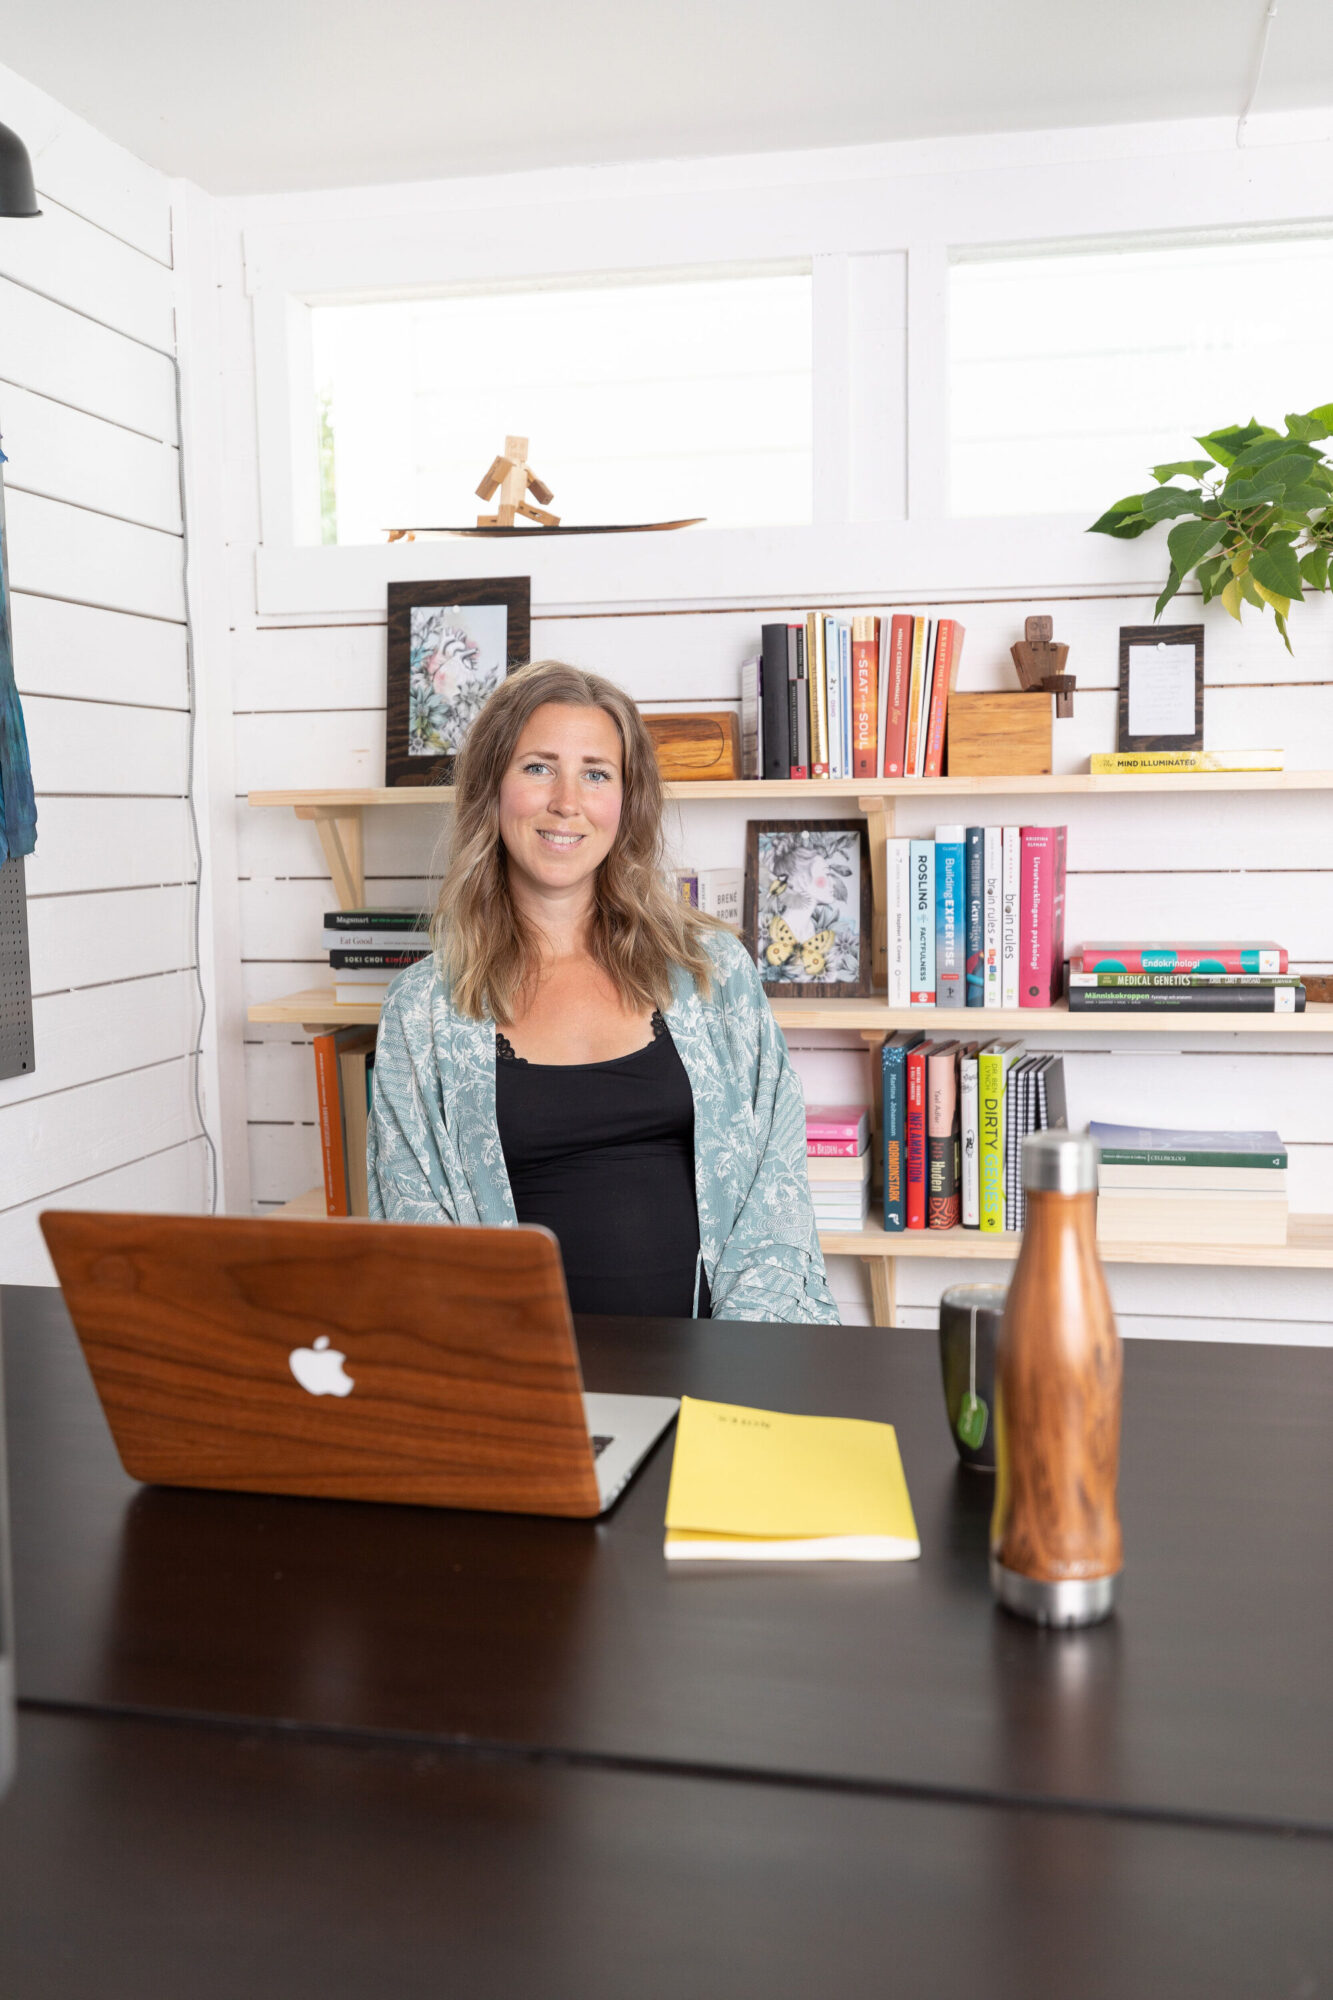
[[1022, 1130, 1099, 1195]]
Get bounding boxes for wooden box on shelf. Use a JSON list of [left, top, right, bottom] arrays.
[[645, 712, 741, 780], [947, 693, 1052, 776]]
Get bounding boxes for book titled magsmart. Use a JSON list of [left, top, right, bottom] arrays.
[[664, 1396, 920, 1562]]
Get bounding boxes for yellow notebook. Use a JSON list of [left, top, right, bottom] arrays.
[[663, 1396, 920, 1562]]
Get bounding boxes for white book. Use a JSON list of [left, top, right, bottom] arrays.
[[740, 654, 761, 779], [841, 623, 853, 776], [961, 1048, 980, 1226], [914, 618, 936, 776], [1001, 827, 1021, 1009], [322, 929, 429, 951], [875, 615, 892, 778], [982, 826, 1002, 1008], [887, 837, 912, 1008], [807, 1149, 872, 1184], [825, 615, 842, 779], [697, 868, 743, 929]]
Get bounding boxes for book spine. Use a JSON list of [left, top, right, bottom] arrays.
[[881, 1041, 911, 1232], [852, 617, 878, 778], [328, 949, 429, 969], [841, 623, 853, 777], [922, 619, 963, 778], [909, 840, 936, 1005], [312, 1032, 349, 1217], [806, 1115, 869, 1140], [807, 1138, 866, 1157], [915, 619, 936, 777], [887, 837, 912, 1010], [1076, 944, 1288, 974], [935, 828, 966, 1009], [964, 827, 984, 1007], [927, 1047, 961, 1228], [1001, 827, 1021, 1009], [786, 629, 805, 780], [806, 613, 828, 778], [1098, 1148, 1289, 1170], [960, 1052, 980, 1226], [903, 618, 927, 777], [977, 1049, 1006, 1233], [1070, 971, 1303, 987], [824, 615, 841, 780], [1069, 985, 1304, 1013], [1016, 824, 1056, 1008], [324, 912, 424, 932], [983, 827, 1002, 1008], [875, 615, 892, 778], [1003, 1063, 1020, 1234], [763, 625, 792, 781], [883, 615, 913, 776], [1088, 750, 1283, 773], [740, 653, 760, 779], [905, 1044, 928, 1228]]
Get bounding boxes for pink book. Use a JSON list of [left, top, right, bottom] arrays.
[[1019, 826, 1067, 1008], [1072, 942, 1287, 975], [805, 1105, 870, 1145], [808, 1138, 866, 1158]]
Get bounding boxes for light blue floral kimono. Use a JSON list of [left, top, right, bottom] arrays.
[[367, 928, 840, 1325]]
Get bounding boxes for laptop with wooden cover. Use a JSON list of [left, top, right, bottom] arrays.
[[39, 1211, 677, 1519]]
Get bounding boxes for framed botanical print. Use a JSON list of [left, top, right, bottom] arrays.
[[385, 576, 531, 787], [744, 819, 873, 999], [1116, 624, 1204, 753]]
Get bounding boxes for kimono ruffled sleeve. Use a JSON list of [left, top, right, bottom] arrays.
[[703, 935, 840, 1326]]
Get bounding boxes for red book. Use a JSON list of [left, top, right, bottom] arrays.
[[882, 614, 913, 776], [312, 1031, 350, 1216], [1072, 942, 1288, 975], [923, 618, 965, 778], [905, 1042, 929, 1229], [851, 616, 879, 778], [1019, 825, 1067, 1009]]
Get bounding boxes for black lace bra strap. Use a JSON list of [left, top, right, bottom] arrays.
[[494, 1029, 525, 1065]]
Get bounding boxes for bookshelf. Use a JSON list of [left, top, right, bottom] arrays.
[[248, 773, 1333, 1319]]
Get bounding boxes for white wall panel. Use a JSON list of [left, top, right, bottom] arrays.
[[0, 277, 177, 441], [27, 884, 196, 994], [25, 696, 187, 797], [0, 381, 181, 533], [0, 973, 197, 1110], [0, 1141, 209, 1288], [0, 1057, 198, 1212], [0, 193, 175, 352], [235, 707, 385, 790], [24, 796, 195, 896], [5, 489, 184, 622], [11, 592, 187, 708], [0, 61, 172, 263], [248, 1119, 322, 1205]]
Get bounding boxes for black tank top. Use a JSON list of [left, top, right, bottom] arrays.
[[494, 1010, 710, 1319]]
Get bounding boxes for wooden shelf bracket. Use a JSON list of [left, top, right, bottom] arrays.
[[297, 805, 366, 911]]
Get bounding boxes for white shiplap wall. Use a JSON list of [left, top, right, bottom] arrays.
[[0, 65, 209, 1281], [220, 119, 1333, 1341]]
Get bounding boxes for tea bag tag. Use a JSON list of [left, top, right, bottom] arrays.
[[955, 1302, 990, 1448]]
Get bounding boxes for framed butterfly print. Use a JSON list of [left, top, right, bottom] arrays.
[[744, 819, 872, 999]]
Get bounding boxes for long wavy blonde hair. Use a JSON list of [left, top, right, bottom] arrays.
[[433, 660, 719, 1023]]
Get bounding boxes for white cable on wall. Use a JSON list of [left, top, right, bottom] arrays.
[[1237, 0, 1280, 148]]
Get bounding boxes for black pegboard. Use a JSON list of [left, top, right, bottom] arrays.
[[0, 857, 33, 1080]]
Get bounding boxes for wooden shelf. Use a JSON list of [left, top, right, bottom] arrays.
[[269, 1189, 1333, 1272], [248, 987, 1333, 1033], [249, 772, 1333, 811]]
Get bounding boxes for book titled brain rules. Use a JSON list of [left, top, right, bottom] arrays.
[[1019, 826, 1067, 1008]]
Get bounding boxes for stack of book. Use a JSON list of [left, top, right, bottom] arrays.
[[1091, 1123, 1289, 1247], [1068, 942, 1305, 1015], [886, 825, 1067, 1010], [881, 1034, 1067, 1234], [313, 1025, 378, 1215], [672, 868, 743, 929], [752, 613, 965, 782], [805, 1104, 871, 1232], [325, 907, 431, 1004]]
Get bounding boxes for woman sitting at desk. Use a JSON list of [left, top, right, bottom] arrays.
[[368, 659, 838, 1325]]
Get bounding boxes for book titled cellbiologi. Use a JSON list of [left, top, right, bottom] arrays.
[[1090, 1124, 1288, 1169]]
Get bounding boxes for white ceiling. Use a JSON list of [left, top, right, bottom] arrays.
[[7, 0, 1333, 198]]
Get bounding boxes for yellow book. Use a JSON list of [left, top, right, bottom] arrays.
[[902, 617, 928, 776], [1088, 750, 1284, 773], [805, 612, 829, 776], [663, 1395, 920, 1561]]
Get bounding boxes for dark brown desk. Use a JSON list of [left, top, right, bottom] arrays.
[[5, 1284, 1331, 1832]]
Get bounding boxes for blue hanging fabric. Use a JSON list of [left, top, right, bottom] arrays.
[[0, 443, 38, 866]]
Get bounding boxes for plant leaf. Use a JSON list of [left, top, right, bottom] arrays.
[[1196, 420, 1277, 467], [1273, 606, 1293, 654], [1154, 564, 1184, 619], [1151, 459, 1215, 482], [1138, 487, 1207, 523], [1250, 540, 1305, 601], [1195, 552, 1231, 602], [1220, 576, 1244, 620], [1166, 517, 1228, 574], [1252, 582, 1291, 619], [1238, 571, 1266, 610], [1284, 411, 1330, 442], [1299, 546, 1331, 590], [1087, 496, 1154, 539]]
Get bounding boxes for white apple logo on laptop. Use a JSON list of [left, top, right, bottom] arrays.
[[288, 1334, 354, 1398]]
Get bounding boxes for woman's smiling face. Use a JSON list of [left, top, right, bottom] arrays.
[[498, 701, 625, 903]]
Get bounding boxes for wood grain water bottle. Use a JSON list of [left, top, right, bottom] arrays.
[[990, 1131, 1122, 1626]]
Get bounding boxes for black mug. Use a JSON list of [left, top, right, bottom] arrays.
[[938, 1282, 1006, 1471]]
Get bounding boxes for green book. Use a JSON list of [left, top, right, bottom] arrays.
[[1089, 1123, 1287, 1170], [978, 1041, 1023, 1232]]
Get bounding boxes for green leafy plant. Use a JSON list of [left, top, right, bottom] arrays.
[[1088, 403, 1333, 650]]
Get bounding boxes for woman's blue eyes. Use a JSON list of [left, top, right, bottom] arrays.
[[521, 761, 613, 782]]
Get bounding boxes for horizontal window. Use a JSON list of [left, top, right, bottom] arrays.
[[949, 232, 1333, 517], [310, 266, 813, 544]]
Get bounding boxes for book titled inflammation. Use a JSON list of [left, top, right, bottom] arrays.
[[905, 1042, 929, 1229], [1073, 942, 1288, 975], [1018, 825, 1067, 1008]]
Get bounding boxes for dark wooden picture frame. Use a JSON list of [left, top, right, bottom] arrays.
[[386, 576, 531, 787], [1116, 624, 1204, 753], [744, 818, 873, 999]]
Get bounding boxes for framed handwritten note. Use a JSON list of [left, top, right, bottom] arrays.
[[1117, 625, 1203, 752]]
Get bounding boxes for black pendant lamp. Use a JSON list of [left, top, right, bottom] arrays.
[[0, 122, 40, 218]]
